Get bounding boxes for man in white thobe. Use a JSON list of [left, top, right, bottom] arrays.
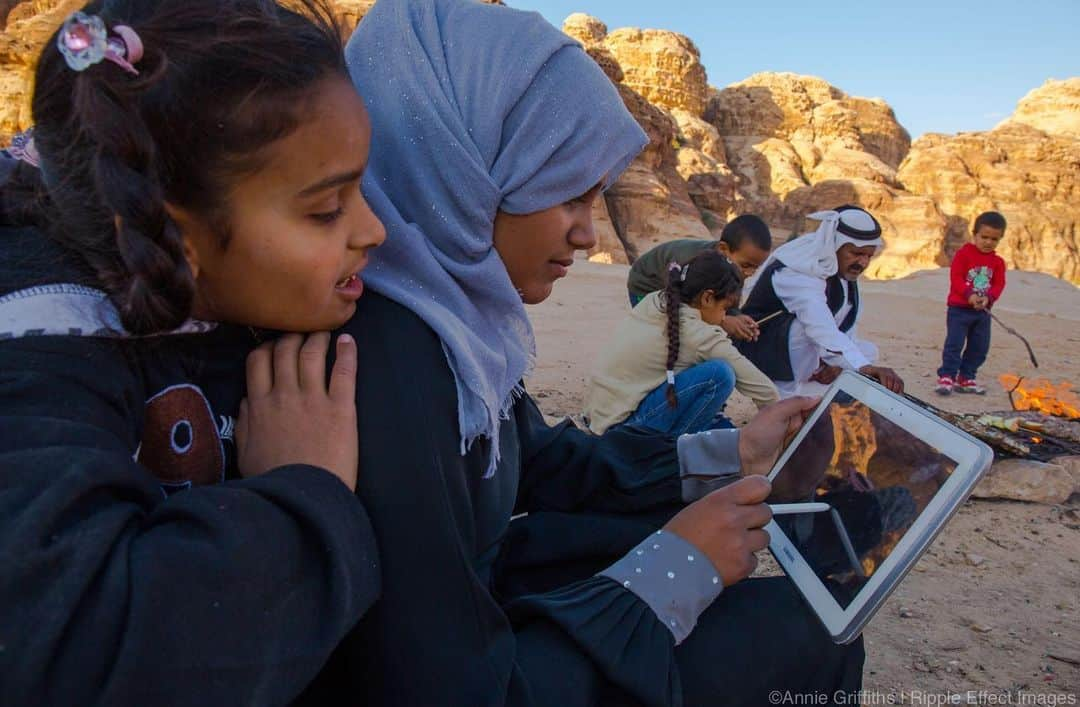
[[736, 205, 904, 398]]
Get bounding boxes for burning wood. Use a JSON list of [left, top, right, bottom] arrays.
[[999, 374, 1080, 419], [987, 410, 1080, 447], [975, 414, 1042, 433], [902, 393, 1080, 462]]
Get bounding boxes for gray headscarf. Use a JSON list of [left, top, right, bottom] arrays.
[[346, 0, 647, 475]]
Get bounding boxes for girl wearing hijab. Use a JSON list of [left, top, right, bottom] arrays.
[[298, 1, 865, 705]]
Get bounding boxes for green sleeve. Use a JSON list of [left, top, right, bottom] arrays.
[[627, 240, 717, 299]]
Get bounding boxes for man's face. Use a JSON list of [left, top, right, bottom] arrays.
[[717, 241, 770, 278], [835, 243, 876, 281]]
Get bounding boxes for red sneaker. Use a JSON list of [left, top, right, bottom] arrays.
[[954, 376, 986, 394], [935, 375, 954, 395]]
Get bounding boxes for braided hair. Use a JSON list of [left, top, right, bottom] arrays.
[[660, 250, 743, 408], [6, 0, 346, 334]]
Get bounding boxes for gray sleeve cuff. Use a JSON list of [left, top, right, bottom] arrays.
[[676, 428, 741, 502], [599, 530, 723, 645]]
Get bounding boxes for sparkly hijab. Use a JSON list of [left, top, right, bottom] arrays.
[[346, 0, 647, 474]]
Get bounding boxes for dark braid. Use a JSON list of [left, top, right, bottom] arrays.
[[659, 251, 744, 409], [76, 61, 193, 332], [662, 262, 683, 408], [15, 0, 346, 334]]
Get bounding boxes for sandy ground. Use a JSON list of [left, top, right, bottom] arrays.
[[525, 259, 1080, 701]]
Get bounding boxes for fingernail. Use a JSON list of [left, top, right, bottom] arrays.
[[338, 333, 354, 345]]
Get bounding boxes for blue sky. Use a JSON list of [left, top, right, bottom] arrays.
[[516, 0, 1080, 138]]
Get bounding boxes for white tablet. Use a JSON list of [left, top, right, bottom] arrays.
[[765, 370, 993, 644]]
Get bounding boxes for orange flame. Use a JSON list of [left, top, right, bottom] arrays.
[[999, 375, 1080, 419]]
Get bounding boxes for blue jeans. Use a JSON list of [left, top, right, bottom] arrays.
[[623, 360, 736, 435], [628, 292, 645, 307], [938, 306, 991, 380]]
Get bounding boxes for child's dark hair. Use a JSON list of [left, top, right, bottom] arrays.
[[661, 251, 743, 408], [720, 214, 771, 252], [973, 211, 1007, 234], [4, 0, 346, 334]]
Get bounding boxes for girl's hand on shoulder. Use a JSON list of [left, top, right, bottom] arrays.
[[663, 476, 772, 587], [235, 333, 359, 490]]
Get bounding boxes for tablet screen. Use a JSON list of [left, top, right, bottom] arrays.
[[768, 392, 959, 608]]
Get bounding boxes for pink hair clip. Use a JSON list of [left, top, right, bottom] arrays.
[[57, 12, 143, 76]]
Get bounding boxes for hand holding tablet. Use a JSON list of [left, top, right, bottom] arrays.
[[764, 370, 992, 643], [736, 396, 821, 476]]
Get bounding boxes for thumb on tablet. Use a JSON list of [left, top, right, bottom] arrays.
[[740, 397, 822, 476]]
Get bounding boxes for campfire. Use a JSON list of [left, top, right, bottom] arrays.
[[999, 374, 1080, 419], [901, 375, 1080, 463]]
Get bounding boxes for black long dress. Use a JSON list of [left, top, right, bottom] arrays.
[[299, 291, 864, 707]]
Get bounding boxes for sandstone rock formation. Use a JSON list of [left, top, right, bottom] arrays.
[[0, 0, 24, 27], [667, 108, 741, 229], [704, 73, 912, 224], [332, 0, 377, 32], [603, 83, 710, 258], [560, 12, 1080, 284], [602, 27, 708, 117], [683, 72, 961, 278], [0, 0, 82, 142], [563, 15, 709, 262], [582, 43, 623, 83], [2, 3, 1076, 285], [561, 12, 606, 45], [585, 195, 627, 265], [0, 0, 373, 144], [998, 78, 1080, 139], [898, 123, 1080, 283]]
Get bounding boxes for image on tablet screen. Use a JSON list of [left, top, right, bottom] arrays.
[[768, 392, 958, 608]]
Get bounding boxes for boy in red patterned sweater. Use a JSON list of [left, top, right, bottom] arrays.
[[936, 211, 1008, 395]]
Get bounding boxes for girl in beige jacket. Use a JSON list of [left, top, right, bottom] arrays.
[[585, 252, 779, 435]]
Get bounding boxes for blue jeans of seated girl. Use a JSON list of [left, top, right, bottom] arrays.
[[622, 360, 736, 436]]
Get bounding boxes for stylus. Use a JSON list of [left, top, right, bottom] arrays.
[[768, 502, 832, 515], [831, 508, 867, 578]]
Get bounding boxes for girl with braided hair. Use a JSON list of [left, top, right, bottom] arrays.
[[586, 250, 779, 436], [0, 1, 385, 703]]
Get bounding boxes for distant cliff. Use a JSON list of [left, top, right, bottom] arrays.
[[564, 13, 1078, 284], [1, 2, 1075, 283]]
